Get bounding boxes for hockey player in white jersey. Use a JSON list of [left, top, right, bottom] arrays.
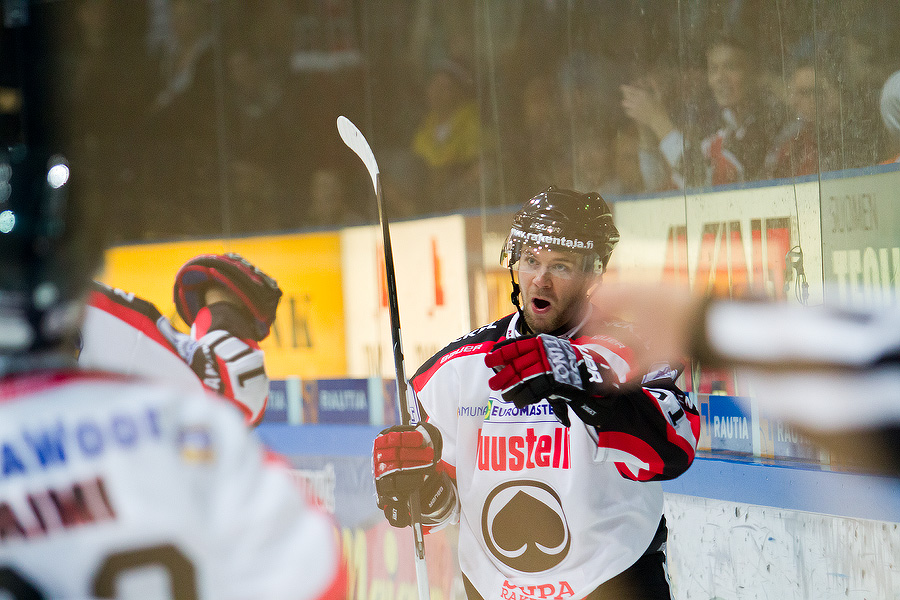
[[0, 6, 344, 597], [373, 187, 700, 600], [80, 251, 282, 426]]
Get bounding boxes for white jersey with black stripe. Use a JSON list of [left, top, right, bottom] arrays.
[[410, 311, 699, 600]]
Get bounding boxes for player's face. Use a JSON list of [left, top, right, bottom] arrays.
[[517, 246, 596, 334]]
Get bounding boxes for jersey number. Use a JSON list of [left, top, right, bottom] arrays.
[[0, 543, 197, 599]]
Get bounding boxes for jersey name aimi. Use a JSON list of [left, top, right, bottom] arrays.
[[0, 371, 344, 599]]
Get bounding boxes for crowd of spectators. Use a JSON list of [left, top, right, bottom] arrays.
[[19, 0, 900, 243]]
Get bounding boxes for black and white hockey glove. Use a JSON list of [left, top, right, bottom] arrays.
[[159, 311, 270, 426], [485, 334, 620, 427], [156, 316, 223, 393], [373, 423, 456, 528]]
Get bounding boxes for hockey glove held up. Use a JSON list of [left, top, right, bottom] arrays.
[[156, 316, 223, 393], [485, 334, 620, 427], [373, 422, 456, 528]]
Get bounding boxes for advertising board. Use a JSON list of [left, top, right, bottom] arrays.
[[819, 168, 900, 307], [341, 215, 471, 377]]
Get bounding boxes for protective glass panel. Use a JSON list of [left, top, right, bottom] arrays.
[[15, 2, 900, 597]]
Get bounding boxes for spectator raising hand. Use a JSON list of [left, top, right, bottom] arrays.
[[621, 75, 679, 191]]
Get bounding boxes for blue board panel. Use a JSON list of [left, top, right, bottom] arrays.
[[660, 455, 900, 523], [706, 395, 753, 454], [262, 379, 289, 424], [256, 424, 900, 523], [315, 378, 371, 424]]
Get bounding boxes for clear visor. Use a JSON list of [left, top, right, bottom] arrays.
[[501, 236, 598, 280]]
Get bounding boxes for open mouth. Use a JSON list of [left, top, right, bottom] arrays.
[[532, 298, 551, 311]]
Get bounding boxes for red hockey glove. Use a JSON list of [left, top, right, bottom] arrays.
[[373, 423, 454, 528], [485, 334, 619, 427]]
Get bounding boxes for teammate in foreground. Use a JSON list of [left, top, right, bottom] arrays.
[[373, 187, 700, 600], [0, 7, 344, 597], [589, 283, 900, 477], [79, 252, 282, 426]]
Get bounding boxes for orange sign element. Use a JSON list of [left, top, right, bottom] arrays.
[[663, 217, 792, 299], [98, 232, 346, 379]]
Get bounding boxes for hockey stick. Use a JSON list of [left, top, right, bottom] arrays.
[[337, 116, 431, 600]]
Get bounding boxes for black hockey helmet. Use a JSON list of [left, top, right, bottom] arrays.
[[501, 186, 620, 274], [0, 4, 102, 355], [174, 252, 282, 341]]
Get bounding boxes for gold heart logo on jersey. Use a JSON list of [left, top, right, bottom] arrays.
[[481, 480, 570, 572]]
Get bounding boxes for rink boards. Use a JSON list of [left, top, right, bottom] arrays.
[[258, 423, 900, 600]]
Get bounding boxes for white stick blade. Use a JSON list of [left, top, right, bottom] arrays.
[[337, 116, 379, 192]]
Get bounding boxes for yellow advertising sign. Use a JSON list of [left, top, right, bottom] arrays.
[[98, 233, 346, 379]]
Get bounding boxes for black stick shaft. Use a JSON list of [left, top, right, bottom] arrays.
[[374, 174, 427, 564], [336, 118, 430, 596], [375, 174, 411, 421]]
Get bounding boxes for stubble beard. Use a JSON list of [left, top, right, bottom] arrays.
[[523, 300, 580, 335]]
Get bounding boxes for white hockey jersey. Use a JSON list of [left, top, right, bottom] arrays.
[[79, 282, 269, 426], [78, 283, 201, 392], [410, 312, 700, 600], [0, 368, 345, 599]]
